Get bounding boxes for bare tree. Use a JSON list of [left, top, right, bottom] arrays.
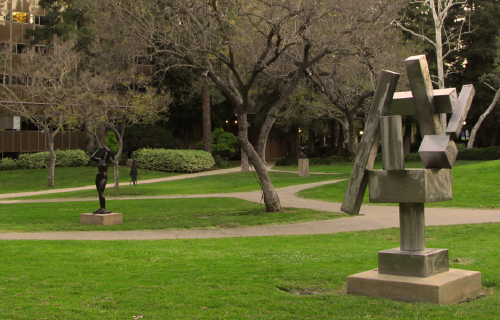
[[109, 0, 402, 212], [467, 74, 500, 148], [0, 43, 82, 187], [395, 0, 471, 89]]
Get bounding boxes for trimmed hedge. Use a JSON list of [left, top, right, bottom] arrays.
[[275, 146, 500, 166], [0, 157, 17, 171], [275, 155, 355, 166], [456, 146, 500, 161], [131, 149, 215, 173], [0, 150, 88, 171]]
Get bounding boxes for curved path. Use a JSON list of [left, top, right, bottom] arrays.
[[1, 166, 499, 240]]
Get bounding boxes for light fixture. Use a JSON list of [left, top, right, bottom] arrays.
[[360, 131, 364, 135], [234, 120, 238, 124], [225, 120, 229, 123], [298, 128, 302, 133], [463, 121, 466, 125]]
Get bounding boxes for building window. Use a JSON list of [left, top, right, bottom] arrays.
[[12, 12, 33, 24]]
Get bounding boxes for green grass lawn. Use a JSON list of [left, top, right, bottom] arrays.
[[9, 171, 346, 200], [0, 166, 180, 194], [1, 223, 499, 319], [297, 160, 500, 209], [0, 198, 347, 232]]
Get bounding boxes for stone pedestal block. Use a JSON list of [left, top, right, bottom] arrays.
[[347, 268, 481, 305], [298, 159, 309, 177], [378, 248, 449, 278], [80, 213, 123, 225]]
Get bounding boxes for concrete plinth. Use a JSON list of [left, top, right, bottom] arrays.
[[378, 248, 449, 278], [298, 159, 309, 177], [80, 213, 123, 225], [347, 268, 481, 304]]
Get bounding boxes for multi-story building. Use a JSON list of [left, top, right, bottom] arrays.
[[0, 0, 86, 159]]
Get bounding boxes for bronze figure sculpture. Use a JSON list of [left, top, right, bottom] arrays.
[[90, 146, 112, 214]]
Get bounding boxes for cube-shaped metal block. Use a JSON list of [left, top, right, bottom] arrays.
[[419, 135, 458, 169], [378, 248, 449, 278], [368, 169, 452, 203]]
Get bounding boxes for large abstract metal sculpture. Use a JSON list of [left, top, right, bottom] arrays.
[[343, 55, 481, 304]]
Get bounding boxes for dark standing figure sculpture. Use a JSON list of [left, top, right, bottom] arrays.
[[130, 161, 138, 186], [90, 146, 112, 214]]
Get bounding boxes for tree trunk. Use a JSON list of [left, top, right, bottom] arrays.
[[47, 134, 56, 187], [113, 160, 119, 189], [241, 149, 250, 171], [201, 79, 212, 153], [237, 113, 282, 212], [111, 127, 124, 189], [468, 89, 500, 149], [342, 113, 358, 157], [329, 120, 336, 156], [337, 124, 344, 157], [99, 123, 107, 146], [86, 119, 95, 152]]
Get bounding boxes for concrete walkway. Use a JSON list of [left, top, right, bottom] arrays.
[[1, 166, 499, 240]]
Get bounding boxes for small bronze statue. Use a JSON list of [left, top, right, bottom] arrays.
[[299, 146, 307, 159], [90, 146, 112, 214], [130, 161, 138, 186]]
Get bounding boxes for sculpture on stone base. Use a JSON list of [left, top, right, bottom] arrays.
[[90, 146, 112, 214], [342, 55, 480, 304]]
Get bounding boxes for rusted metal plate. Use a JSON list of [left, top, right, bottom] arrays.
[[341, 70, 400, 215], [368, 169, 452, 203]]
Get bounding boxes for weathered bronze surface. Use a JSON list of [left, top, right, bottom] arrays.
[[130, 161, 138, 186], [368, 169, 452, 203], [341, 70, 400, 215], [446, 84, 475, 139], [380, 115, 404, 170], [90, 146, 112, 214], [390, 88, 457, 116], [419, 135, 458, 169], [378, 248, 449, 278]]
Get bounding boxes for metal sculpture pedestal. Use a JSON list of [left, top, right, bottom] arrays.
[[298, 159, 309, 177], [80, 213, 123, 225], [343, 55, 481, 304]]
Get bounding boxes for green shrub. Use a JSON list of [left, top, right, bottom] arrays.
[[17, 150, 88, 169], [404, 152, 421, 162], [275, 155, 298, 166], [213, 156, 236, 169], [55, 150, 89, 167], [275, 155, 356, 166], [197, 128, 238, 159], [132, 149, 215, 173], [457, 146, 500, 161], [402, 147, 500, 162], [0, 157, 17, 171]]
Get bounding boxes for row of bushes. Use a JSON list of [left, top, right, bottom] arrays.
[[0, 150, 89, 171], [275, 146, 500, 166], [132, 149, 214, 173]]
